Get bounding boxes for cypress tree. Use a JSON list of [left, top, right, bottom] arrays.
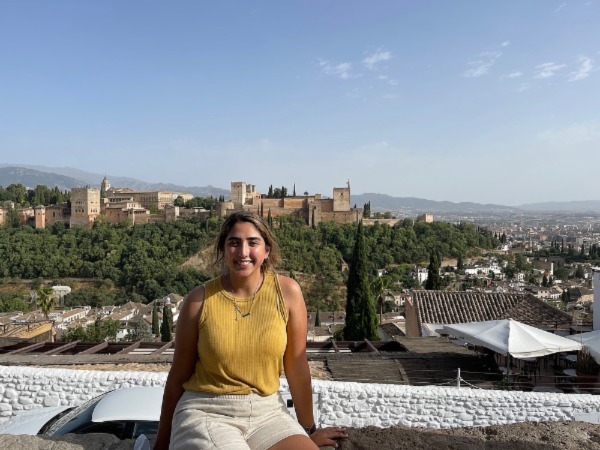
[[160, 306, 173, 342], [315, 304, 321, 327], [425, 252, 442, 290], [344, 221, 378, 341], [152, 303, 159, 336]]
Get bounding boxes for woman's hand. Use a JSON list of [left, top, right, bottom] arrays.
[[309, 427, 348, 448]]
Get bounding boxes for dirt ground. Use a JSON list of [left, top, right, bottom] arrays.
[[2, 421, 600, 449], [336, 421, 600, 450]]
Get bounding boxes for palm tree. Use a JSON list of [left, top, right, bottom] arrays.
[[372, 275, 392, 324], [37, 287, 55, 319]]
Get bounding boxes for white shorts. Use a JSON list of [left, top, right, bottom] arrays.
[[170, 390, 306, 450]]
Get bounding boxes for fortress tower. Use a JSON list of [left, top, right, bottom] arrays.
[[70, 187, 101, 228], [231, 181, 247, 207], [34, 206, 46, 229]]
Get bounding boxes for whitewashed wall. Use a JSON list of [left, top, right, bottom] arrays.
[[2, 366, 600, 429]]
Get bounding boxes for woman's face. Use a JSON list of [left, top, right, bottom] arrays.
[[223, 221, 270, 278]]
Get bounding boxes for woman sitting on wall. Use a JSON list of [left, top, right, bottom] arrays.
[[155, 211, 347, 449]]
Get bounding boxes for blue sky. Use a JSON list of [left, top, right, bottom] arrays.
[[1, 1, 598, 205]]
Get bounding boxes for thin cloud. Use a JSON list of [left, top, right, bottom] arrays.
[[534, 62, 566, 79], [377, 75, 398, 86], [568, 56, 593, 81], [555, 2, 566, 13], [462, 51, 502, 78], [503, 71, 523, 79], [501, 41, 511, 47], [363, 50, 391, 70], [318, 58, 359, 80], [539, 122, 600, 145]]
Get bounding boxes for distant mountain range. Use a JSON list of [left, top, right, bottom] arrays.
[[0, 165, 229, 199], [1, 164, 600, 213], [351, 193, 517, 213]]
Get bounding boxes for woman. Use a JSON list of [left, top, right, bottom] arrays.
[[155, 211, 346, 449]]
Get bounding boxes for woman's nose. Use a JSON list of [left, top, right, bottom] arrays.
[[239, 242, 250, 256]]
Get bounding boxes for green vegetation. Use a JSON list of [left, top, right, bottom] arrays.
[[424, 252, 442, 290], [0, 183, 70, 207], [344, 222, 378, 341], [0, 218, 212, 302], [62, 318, 120, 342], [161, 306, 173, 342], [0, 213, 497, 309], [0, 291, 30, 313], [36, 287, 55, 318]]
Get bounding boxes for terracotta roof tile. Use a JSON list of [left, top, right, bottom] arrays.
[[412, 290, 572, 330]]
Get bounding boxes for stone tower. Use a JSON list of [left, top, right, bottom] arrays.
[[231, 181, 247, 208], [100, 176, 111, 198], [70, 187, 101, 228], [34, 206, 46, 229], [332, 181, 351, 211]]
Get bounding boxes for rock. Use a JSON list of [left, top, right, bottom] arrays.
[[0, 433, 136, 450]]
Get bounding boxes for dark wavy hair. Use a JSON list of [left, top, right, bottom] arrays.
[[214, 211, 281, 272]]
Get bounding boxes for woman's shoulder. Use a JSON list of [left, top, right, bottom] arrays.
[[188, 276, 221, 301]]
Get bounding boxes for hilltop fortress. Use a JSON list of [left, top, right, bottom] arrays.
[[0, 179, 361, 228], [216, 181, 361, 226]]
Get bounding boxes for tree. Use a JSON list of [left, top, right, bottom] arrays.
[[343, 221, 378, 341], [127, 318, 152, 341], [424, 252, 442, 290], [456, 254, 464, 271], [314, 304, 320, 327], [363, 201, 371, 218], [161, 305, 173, 342], [542, 274, 548, 287], [174, 196, 185, 207], [575, 265, 585, 279], [372, 275, 391, 324], [62, 318, 119, 342], [36, 287, 55, 319], [152, 303, 160, 336]]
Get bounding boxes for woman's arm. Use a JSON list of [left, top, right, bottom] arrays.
[[280, 275, 315, 430], [154, 285, 204, 450]]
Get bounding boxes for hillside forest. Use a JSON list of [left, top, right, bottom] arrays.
[[0, 215, 500, 313]]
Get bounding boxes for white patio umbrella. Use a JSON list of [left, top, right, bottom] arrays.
[[443, 318, 582, 359], [566, 330, 600, 363]]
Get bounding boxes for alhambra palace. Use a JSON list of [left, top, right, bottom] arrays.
[[0, 179, 362, 229]]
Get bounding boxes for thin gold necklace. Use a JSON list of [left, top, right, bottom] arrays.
[[228, 274, 263, 321]]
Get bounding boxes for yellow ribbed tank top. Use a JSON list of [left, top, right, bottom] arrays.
[[183, 271, 288, 395]]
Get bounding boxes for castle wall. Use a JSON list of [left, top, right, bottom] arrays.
[[320, 210, 360, 224], [282, 198, 307, 209], [319, 199, 334, 213], [17, 207, 35, 226], [177, 208, 211, 221], [45, 204, 70, 227]]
